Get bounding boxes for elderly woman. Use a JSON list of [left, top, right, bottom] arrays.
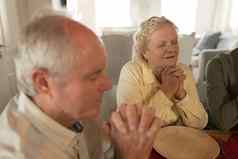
[[117, 16, 208, 129]]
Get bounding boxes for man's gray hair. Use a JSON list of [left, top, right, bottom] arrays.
[[15, 15, 79, 96]]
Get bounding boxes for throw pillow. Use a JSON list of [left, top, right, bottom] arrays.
[[193, 32, 221, 55]]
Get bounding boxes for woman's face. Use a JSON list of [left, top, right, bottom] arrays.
[[143, 24, 179, 72]]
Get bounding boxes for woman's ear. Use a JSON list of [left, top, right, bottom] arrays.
[[31, 68, 50, 94]]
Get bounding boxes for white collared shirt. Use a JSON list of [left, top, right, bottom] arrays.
[[0, 92, 109, 159]]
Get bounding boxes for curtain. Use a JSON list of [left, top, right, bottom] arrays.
[[229, 0, 238, 33], [211, 0, 232, 32], [0, 0, 52, 99], [195, 0, 233, 34], [0, 15, 4, 48], [130, 0, 161, 26], [65, 0, 235, 34], [0, 1, 18, 109]]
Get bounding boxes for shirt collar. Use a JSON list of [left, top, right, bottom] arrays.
[[18, 92, 79, 146], [134, 57, 158, 85]]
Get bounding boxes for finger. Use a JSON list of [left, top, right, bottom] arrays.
[[181, 74, 186, 80], [172, 69, 184, 77], [161, 66, 169, 75], [118, 103, 127, 122], [161, 67, 178, 83], [110, 112, 128, 134], [136, 104, 143, 117], [162, 67, 176, 78], [139, 107, 155, 133], [147, 118, 165, 138], [167, 67, 180, 75], [163, 66, 172, 75], [160, 67, 171, 81], [154, 66, 164, 75], [177, 74, 186, 81], [102, 121, 111, 136], [126, 104, 139, 131]]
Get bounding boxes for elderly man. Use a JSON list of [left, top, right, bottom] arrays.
[[0, 15, 162, 159]]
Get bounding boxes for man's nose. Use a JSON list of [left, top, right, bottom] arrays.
[[99, 75, 112, 92]]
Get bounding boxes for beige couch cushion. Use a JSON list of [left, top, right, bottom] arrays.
[[101, 33, 134, 85]]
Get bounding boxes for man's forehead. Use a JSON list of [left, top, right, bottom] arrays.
[[68, 27, 101, 50], [62, 19, 107, 71], [64, 20, 95, 40]]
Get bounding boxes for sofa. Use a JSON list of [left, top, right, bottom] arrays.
[[192, 32, 238, 108]]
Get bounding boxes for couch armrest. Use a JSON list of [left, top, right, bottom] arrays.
[[196, 49, 229, 108], [197, 49, 229, 83]]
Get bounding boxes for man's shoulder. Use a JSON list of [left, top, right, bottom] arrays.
[[0, 95, 23, 158], [0, 95, 19, 128], [0, 95, 58, 159], [207, 55, 224, 69], [207, 53, 233, 73], [206, 53, 235, 85]]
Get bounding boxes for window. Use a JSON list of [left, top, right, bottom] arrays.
[[95, 0, 132, 28], [161, 0, 198, 34]]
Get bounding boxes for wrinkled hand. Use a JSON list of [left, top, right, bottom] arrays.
[[172, 67, 186, 100], [106, 104, 164, 159], [159, 67, 180, 99]]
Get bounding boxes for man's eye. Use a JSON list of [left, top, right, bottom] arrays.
[[89, 75, 98, 81], [157, 43, 166, 48]]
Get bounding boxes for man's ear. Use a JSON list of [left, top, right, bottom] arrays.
[[31, 68, 50, 95]]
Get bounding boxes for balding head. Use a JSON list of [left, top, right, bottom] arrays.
[[15, 15, 102, 96], [14, 13, 111, 125]]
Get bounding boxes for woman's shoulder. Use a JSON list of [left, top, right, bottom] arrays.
[[119, 59, 145, 82], [121, 59, 143, 73]]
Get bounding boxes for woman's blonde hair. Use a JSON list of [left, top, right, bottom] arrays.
[[133, 16, 177, 59]]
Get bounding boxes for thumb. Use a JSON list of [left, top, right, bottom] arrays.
[[102, 121, 112, 137]]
